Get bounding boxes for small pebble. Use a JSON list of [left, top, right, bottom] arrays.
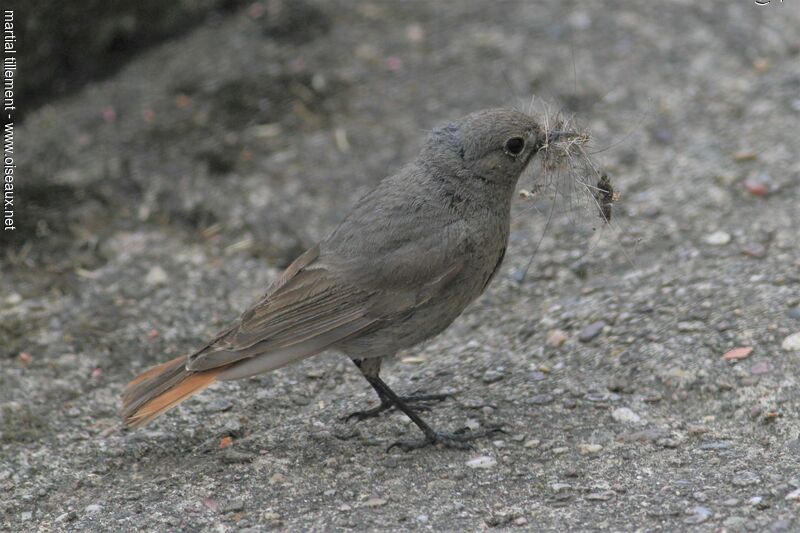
[[206, 398, 233, 413], [365, 497, 386, 508], [55, 511, 77, 522], [221, 450, 255, 464], [722, 347, 753, 360], [684, 506, 712, 525], [292, 395, 311, 406], [202, 498, 219, 512], [584, 391, 620, 402], [732, 472, 760, 487], [145, 265, 169, 285], [785, 488, 800, 501], [482, 368, 505, 384], [781, 332, 800, 351], [743, 178, 769, 196], [753, 57, 770, 73], [484, 511, 514, 527], [611, 407, 641, 424], [461, 398, 486, 409], [750, 361, 771, 375], [741, 243, 766, 258], [220, 500, 245, 513], [466, 456, 496, 469], [788, 307, 800, 320], [546, 329, 568, 348], [6, 292, 21, 304], [84, 504, 103, 514], [585, 491, 614, 501], [528, 394, 554, 405], [465, 419, 480, 431], [578, 321, 606, 342], [734, 151, 757, 161], [578, 443, 603, 455], [699, 440, 734, 450], [723, 517, 747, 529], [617, 429, 668, 443], [656, 438, 680, 449], [704, 231, 731, 245], [677, 321, 705, 332], [523, 439, 540, 448], [406, 24, 424, 43]]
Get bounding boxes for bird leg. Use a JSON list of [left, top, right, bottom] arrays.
[[344, 358, 449, 422], [347, 358, 503, 451]]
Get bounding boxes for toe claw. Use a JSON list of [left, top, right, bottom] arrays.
[[343, 393, 451, 423], [387, 425, 504, 452], [342, 404, 390, 423]]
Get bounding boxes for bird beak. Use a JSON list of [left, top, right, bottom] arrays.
[[545, 130, 581, 143]]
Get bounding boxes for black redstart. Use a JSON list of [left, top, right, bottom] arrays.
[[122, 108, 577, 451]]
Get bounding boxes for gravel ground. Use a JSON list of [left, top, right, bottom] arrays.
[[2, 1, 800, 531]]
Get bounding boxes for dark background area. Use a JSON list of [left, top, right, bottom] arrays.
[[8, 0, 246, 120]]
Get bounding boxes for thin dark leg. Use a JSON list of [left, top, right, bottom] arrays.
[[347, 358, 502, 452], [366, 374, 503, 452], [344, 359, 449, 422]]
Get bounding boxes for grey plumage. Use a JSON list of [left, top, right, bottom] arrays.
[[122, 108, 547, 448]]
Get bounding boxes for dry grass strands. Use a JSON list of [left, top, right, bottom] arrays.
[[514, 103, 625, 282]]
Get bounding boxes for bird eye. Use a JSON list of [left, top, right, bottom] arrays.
[[504, 137, 525, 157]]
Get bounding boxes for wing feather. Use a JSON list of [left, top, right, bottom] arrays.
[[186, 234, 465, 374], [187, 257, 377, 372]]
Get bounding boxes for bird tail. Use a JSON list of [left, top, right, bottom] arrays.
[[120, 356, 227, 427]]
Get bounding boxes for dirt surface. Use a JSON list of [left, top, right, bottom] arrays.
[[3, 1, 800, 531]]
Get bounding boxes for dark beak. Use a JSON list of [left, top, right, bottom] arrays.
[[534, 130, 581, 151], [545, 130, 580, 143]]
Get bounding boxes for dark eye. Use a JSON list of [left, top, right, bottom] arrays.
[[504, 137, 525, 156]]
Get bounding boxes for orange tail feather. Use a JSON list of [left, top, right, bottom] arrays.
[[121, 356, 227, 427]]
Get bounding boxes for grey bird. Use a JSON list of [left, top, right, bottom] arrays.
[[122, 108, 557, 450]]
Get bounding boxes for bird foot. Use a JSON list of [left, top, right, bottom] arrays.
[[387, 426, 505, 452], [343, 393, 451, 423]]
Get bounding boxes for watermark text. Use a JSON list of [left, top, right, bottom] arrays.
[[4, 9, 16, 231]]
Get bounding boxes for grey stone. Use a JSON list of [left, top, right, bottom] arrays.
[[578, 321, 607, 342], [684, 506, 712, 525], [221, 500, 246, 514]]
